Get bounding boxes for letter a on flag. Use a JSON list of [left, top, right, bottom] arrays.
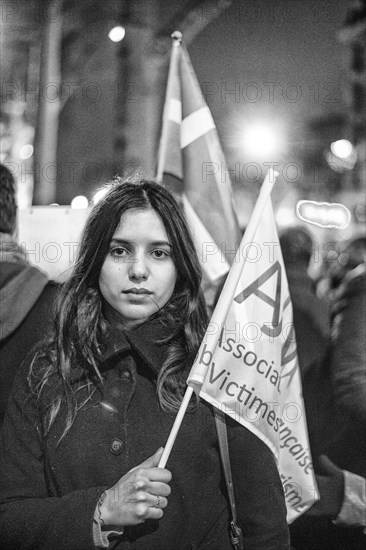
[[187, 173, 319, 522], [156, 32, 241, 304]]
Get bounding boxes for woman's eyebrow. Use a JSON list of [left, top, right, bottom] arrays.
[[109, 238, 131, 246], [149, 241, 172, 248], [110, 238, 172, 248]]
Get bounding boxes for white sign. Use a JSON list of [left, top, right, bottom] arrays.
[[18, 207, 90, 282]]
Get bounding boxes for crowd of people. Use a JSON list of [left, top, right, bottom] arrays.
[[0, 162, 365, 549]]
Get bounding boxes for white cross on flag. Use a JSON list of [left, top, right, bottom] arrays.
[[156, 33, 241, 304]]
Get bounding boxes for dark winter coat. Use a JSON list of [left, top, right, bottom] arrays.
[[301, 265, 366, 478], [0, 318, 290, 550], [0, 259, 59, 426], [329, 264, 366, 425]]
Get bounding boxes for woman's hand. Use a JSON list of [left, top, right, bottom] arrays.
[[98, 448, 172, 527]]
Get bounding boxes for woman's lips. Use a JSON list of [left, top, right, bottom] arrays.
[[123, 288, 153, 295]]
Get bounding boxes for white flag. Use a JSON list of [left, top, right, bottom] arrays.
[[188, 196, 319, 523]]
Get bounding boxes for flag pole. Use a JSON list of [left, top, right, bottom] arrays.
[[158, 169, 279, 468], [156, 31, 182, 183], [158, 385, 194, 467]]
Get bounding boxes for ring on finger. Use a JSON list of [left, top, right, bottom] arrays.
[[154, 495, 161, 508]]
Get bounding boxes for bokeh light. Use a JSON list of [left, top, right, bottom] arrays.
[[296, 200, 351, 229], [330, 139, 354, 159], [71, 195, 89, 209], [19, 144, 34, 160], [108, 26, 126, 42]]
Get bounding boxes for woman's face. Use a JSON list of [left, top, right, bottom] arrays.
[[99, 208, 177, 329]]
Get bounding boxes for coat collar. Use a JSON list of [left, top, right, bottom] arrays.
[[100, 315, 174, 375]]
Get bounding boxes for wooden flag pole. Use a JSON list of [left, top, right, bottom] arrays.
[[158, 385, 194, 468], [158, 169, 279, 468]]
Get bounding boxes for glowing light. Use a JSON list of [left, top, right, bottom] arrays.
[[91, 187, 109, 204], [71, 195, 89, 209], [296, 200, 351, 229], [19, 144, 34, 160], [108, 26, 125, 42], [241, 123, 280, 160], [330, 139, 354, 159]]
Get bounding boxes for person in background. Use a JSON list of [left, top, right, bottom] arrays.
[[328, 236, 366, 424], [279, 226, 330, 379], [316, 236, 366, 547], [0, 163, 59, 427], [280, 228, 365, 549], [0, 178, 290, 550]]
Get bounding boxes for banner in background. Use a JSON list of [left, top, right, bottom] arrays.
[[18, 207, 89, 281]]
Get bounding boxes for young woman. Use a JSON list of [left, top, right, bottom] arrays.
[[0, 179, 290, 549]]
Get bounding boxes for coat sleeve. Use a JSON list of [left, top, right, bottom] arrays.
[[0, 361, 107, 550], [227, 417, 290, 550], [330, 279, 366, 422]]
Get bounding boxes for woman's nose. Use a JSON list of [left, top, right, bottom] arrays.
[[128, 253, 148, 280]]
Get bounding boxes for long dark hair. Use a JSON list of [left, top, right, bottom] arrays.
[[30, 179, 209, 439]]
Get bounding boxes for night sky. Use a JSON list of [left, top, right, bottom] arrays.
[[188, 0, 349, 156]]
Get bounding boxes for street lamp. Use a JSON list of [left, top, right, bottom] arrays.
[[241, 122, 284, 161]]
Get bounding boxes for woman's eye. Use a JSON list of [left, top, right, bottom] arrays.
[[110, 247, 128, 257], [152, 249, 169, 259]]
